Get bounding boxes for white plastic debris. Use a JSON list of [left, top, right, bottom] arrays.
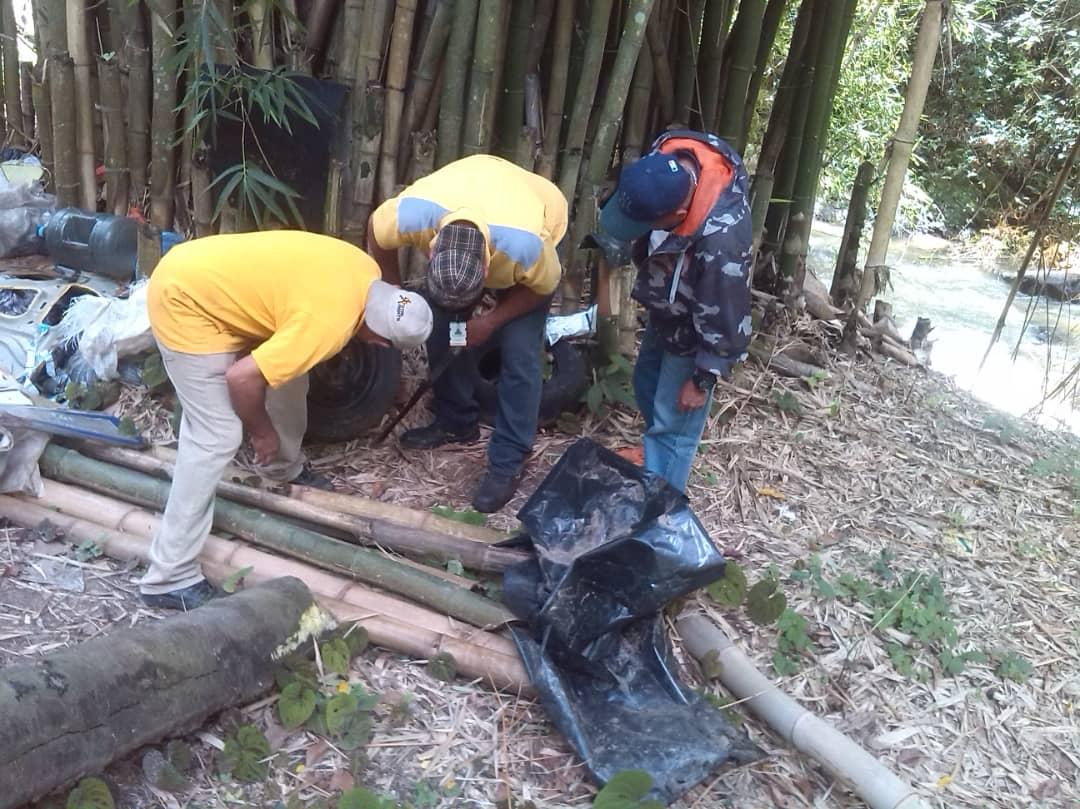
[[55, 280, 153, 380]]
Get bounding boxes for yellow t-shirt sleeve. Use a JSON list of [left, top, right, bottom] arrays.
[[515, 240, 562, 295], [250, 313, 352, 388], [370, 198, 430, 251]]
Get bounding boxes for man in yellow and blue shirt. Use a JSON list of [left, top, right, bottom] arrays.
[[368, 154, 568, 512]]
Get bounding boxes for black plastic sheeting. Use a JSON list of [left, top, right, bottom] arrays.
[[503, 439, 762, 803]]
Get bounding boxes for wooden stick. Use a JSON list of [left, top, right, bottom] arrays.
[[677, 612, 933, 809]]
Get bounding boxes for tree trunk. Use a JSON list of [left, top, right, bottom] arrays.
[[0, 578, 319, 809], [66, 0, 96, 208], [778, 0, 856, 299], [739, 0, 790, 153], [49, 53, 79, 206], [749, 0, 812, 249], [555, 0, 613, 202], [461, 0, 504, 156], [853, 0, 943, 314], [148, 0, 177, 228], [378, 0, 418, 200], [395, 0, 451, 178], [112, 0, 150, 208], [494, 0, 534, 159], [697, 0, 733, 131], [97, 55, 129, 216], [31, 69, 53, 190], [434, 0, 477, 166], [830, 159, 873, 307], [714, 0, 767, 143], [672, 0, 705, 125], [535, 0, 572, 179]]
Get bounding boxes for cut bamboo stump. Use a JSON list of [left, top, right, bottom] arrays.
[[677, 612, 933, 809], [40, 446, 514, 629], [0, 577, 321, 809], [0, 487, 530, 692]]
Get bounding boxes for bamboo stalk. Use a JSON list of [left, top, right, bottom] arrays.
[[644, 12, 675, 126], [555, 0, 613, 202], [435, 0, 477, 166], [39, 446, 515, 629], [524, 0, 554, 70], [110, 0, 149, 206], [279, 0, 306, 71], [378, 0, 418, 200], [97, 55, 128, 216], [66, 0, 96, 207], [830, 160, 873, 309], [48, 53, 79, 206], [535, 0, 572, 179], [738, 0, 790, 153], [303, 0, 340, 67], [461, 0, 504, 156], [0, 489, 531, 692], [147, 0, 177, 227], [31, 69, 53, 190], [249, 0, 273, 68], [19, 61, 34, 142], [395, 0, 450, 178], [714, 0, 767, 143], [697, 0, 733, 130], [32, 0, 66, 63], [79, 444, 527, 573], [494, 0, 534, 159], [405, 128, 436, 278], [1, 0, 22, 145], [678, 613, 933, 809], [622, 13, 654, 163], [672, 0, 705, 124]]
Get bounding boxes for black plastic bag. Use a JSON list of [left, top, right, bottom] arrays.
[[504, 439, 762, 803]]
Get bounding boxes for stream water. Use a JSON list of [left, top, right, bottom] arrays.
[[807, 221, 1080, 435]]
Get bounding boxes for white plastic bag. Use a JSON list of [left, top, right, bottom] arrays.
[[54, 280, 154, 380]]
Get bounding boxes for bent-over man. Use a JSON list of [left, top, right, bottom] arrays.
[[143, 231, 433, 609]]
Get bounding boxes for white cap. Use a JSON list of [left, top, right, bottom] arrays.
[[364, 280, 433, 349]]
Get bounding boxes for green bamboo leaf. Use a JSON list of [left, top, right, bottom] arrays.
[[221, 565, 253, 594], [278, 681, 317, 729]]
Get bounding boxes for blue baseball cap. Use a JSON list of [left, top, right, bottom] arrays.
[[599, 152, 693, 242]]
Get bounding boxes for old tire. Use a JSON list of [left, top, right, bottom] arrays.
[[306, 341, 402, 441], [472, 340, 589, 427]]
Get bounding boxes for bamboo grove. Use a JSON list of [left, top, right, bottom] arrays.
[[4, 0, 886, 304]]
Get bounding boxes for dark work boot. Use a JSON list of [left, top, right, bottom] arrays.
[[400, 420, 481, 450], [141, 579, 221, 611], [293, 464, 334, 491], [471, 469, 523, 513]]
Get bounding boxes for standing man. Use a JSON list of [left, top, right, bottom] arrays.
[[368, 154, 568, 513], [597, 130, 752, 492], [144, 231, 433, 609]]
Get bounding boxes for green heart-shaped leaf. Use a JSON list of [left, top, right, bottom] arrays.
[[278, 681, 317, 729], [705, 562, 747, 608], [66, 778, 114, 809], [321, 638, 351, 677], [747, 578, 787, 626], [325, 693, 359, 735]]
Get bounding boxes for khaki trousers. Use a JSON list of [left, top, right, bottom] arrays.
[[140, 343, 309, 594]]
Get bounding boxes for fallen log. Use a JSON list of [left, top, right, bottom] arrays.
[[677, 612, 933, 809], [0, 490, 531, 691], [875, 335, 920, 367], [39, 446, 515, 629], [0, 577, 324, 809], [749, 343, 827, 379], [79, 444, 526, 574]]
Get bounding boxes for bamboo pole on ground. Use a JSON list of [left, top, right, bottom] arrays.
[[461, 0, 504, 156], [110, 0, 149, 206], [148, 0, 177, 227], [494, 0, 534, 160], [678, 613, 933, 809], [714, 0, 767, 144], [435, 0, 477, 166], [535, 0, 572, 179], [644, 12, 674, 126], [395, 0, 451, 179], [0, 489, 531, 692], [78, 443, 527, 573], [48, 53, 79, 206], [738, 0, 790, 154], [66, 0, 96, 208], [31, 69, 53, 190], [19, 62, 34, 142], [39, 446, 515, 629], [672, 0, 705, 125], [97, 55, 128, 215], [851, 0, 943, 318], [378, 0, 418, 201], [555, 0, 613, 204], [697, 0, 733, 131]]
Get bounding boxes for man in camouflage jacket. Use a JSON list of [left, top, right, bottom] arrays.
[[598, 130, 752, 491]]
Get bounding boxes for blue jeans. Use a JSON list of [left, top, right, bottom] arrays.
[[632, 324, 714, 492], [426, 297, 551, 477]]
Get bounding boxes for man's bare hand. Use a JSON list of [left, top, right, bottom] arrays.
[[251, 428, 281, 466], [466, 316, 497, 348], [677, 378, 708, 412]]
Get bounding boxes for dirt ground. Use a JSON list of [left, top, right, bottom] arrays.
[[2, 341, 1078, 809]]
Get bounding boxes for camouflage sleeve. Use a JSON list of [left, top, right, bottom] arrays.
[[690, 226, 753, 377]]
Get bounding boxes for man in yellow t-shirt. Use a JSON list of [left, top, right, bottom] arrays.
[[143, 231, 433, 610], [367, 154, 568, 513]]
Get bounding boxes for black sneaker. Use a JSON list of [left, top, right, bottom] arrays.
[[471, 469, 523, 513], [400, 421, 481, 450], [141, 579, 221, 611], [293, 465, 334, 491]]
